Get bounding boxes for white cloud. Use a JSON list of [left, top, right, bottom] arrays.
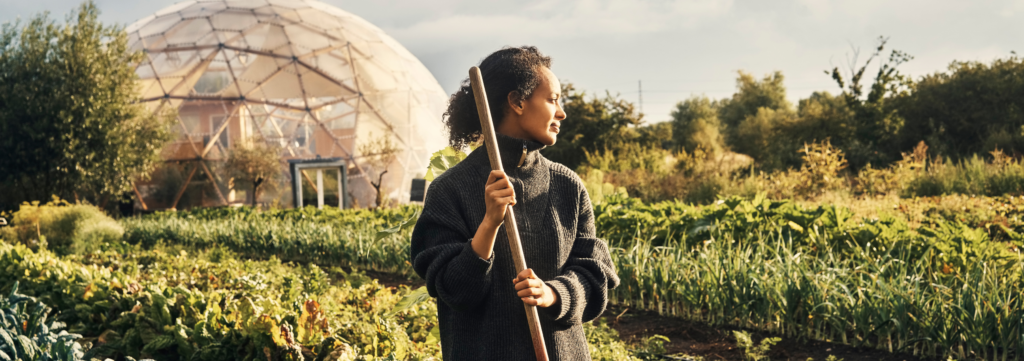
[[388, 0, 734, 46]]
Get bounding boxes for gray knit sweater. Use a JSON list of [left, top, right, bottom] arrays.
[[410, 133, 620, 361]]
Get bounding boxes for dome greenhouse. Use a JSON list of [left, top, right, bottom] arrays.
[[127, 0, 448, 209]]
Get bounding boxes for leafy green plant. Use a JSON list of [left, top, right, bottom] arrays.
[[583, 319, 640, 361], [0, 240, 441, 361], [580, 169, 628, 205], [733, 330, 780, 361], [0, 281, 85, 361], [425, 146, 470, 182]]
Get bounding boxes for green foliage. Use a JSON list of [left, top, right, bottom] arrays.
[[584, 319, 636, 361], [579, 169, 628, 206], [897, 54, 1024, 159], [0, 211, 678, 361], [712, 71, 801, 171], [227, 138, 284, 207], [719, 71, 792, 133], [854, 143, 1024, 198], [732, 330, 780, 361], [583, 319, 678, 361], [424, 146, 470, 182], [0, 197, 122, 255], [601, 194, 1024, 360], [122, 205, 422, 277], [0, 1, 175, 211], [0, 282, 85, 361], [734, 107, 799, 170], [0, 241, 440, 361], [671, 96, 725, 155], [793, 140, 848, 197], [542, 83, 646, 170], [825, 36, 913, 169], [791, 92, 856, 151], [579, 142, 674, 175], [35, 191, 1024, 360]]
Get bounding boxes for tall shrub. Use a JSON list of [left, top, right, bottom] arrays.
[[0, 1, 174, 211]]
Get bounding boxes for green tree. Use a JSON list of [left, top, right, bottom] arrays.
[[226, 138, 283, 207], [670, 96, 725, 155], [896, 55, 1024, 159], [736, 107, 800, 170], [0, 1, 174, 210], [541, 83, 644, 170], [791, 91, 855, 145], [825, 36, 913, 169], [719, 71, 792, 135], [717, 71, 797, 170]]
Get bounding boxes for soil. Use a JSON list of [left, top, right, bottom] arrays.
[[602, 304, 938, 361], [366, 269, 425, 289]]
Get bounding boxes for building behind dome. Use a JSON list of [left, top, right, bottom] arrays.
[[127, 0, 448, 209]]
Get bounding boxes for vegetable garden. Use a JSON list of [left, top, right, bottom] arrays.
[[2, 191, 1024, 360]]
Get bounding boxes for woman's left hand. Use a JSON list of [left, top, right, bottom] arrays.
[[513, 269, 558, 308]]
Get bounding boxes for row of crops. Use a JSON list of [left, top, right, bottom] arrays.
[[116, 194, 1024, 360], [0, 238, 656, 360]]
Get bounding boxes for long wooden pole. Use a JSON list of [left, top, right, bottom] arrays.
[[468, 66, 549, 361]]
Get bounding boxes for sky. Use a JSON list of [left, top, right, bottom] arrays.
[[2, 0, 1021, 123]]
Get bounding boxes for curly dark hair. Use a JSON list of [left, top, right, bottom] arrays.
[[442, 46, 552, 150]]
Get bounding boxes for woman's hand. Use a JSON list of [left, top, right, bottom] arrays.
[[483, 170, 516, 228], [513, 269, 558, 308], [471, 170, 516, 260]]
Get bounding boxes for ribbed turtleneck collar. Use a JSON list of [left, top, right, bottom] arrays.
[[490, 132, 547, 171]]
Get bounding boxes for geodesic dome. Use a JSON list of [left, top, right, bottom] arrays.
[[126, 0, 448, 209]]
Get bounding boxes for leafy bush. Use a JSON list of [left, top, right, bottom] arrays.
[[579, 142, 674, 175], [0, 281, 85, 361], [0, 198, 122, 255], [579, 169, 628, 206]]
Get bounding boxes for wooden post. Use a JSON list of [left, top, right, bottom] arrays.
[[133, 183, 148, 211], [171, 163, 199, 210], [468, 66, 549, 361], [316, 168, 324, 209], [199, 160, 228, 205]]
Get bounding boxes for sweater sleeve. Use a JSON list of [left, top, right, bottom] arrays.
[[542, 185, 620, 325], [410, 179, 494, 312]]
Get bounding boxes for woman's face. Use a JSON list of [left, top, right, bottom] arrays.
[[500, 66, 566, 146]]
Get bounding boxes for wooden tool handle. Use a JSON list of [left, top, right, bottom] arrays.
[[469, 66, 549, 361]]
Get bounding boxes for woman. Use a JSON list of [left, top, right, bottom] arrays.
[[410, 46, 619, 361]]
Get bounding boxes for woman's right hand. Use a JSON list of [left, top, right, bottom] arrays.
[[483, 170, 516, 228]]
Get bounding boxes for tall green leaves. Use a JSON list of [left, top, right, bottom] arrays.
[[0, 1, 174, 210]]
